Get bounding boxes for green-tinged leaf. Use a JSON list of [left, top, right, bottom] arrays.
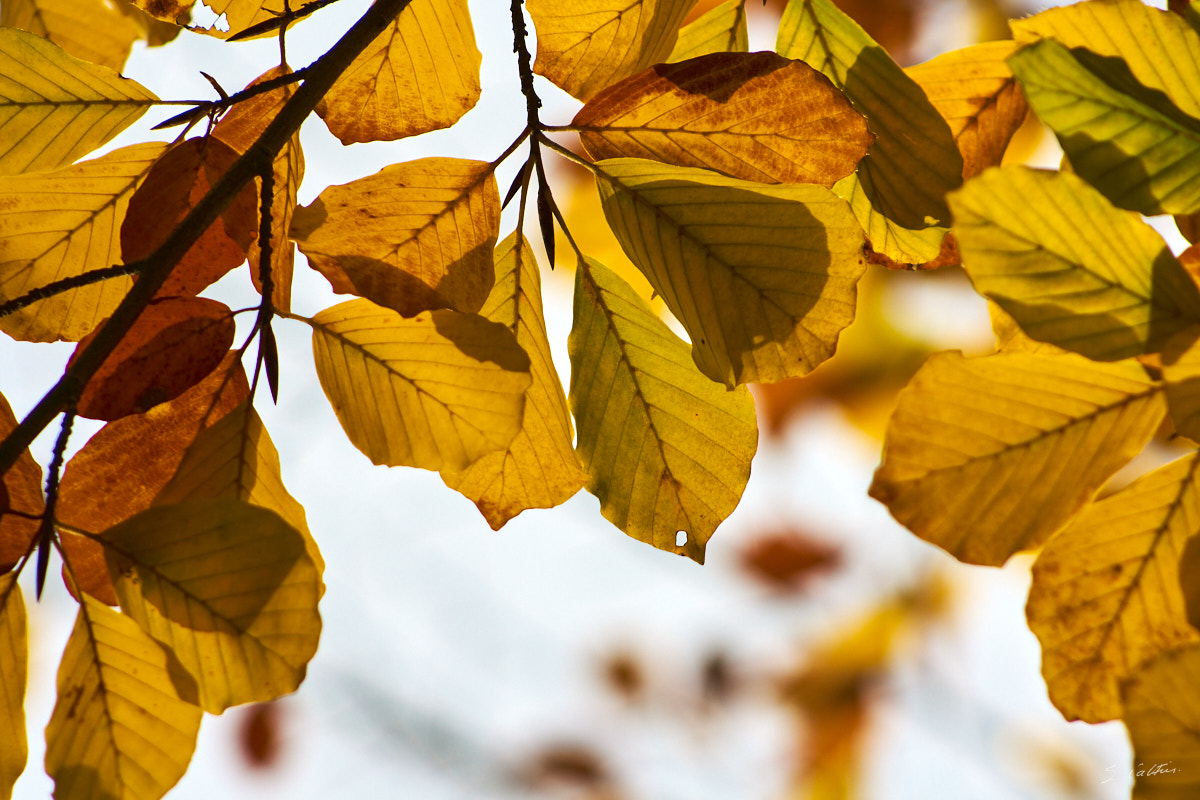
[[290, 158, 500, 318], [1008, 39, 1200, 216], [0, 142, 167, 342], [0, 27, 157, 176], [1122, 644, 1200, 799], [315, 0, 481, 144], [44, 593, 201, 800], [668, 0, 747, 61], [1, 0, 143, 71], [528, 0, 696, 101], [569, 259, 758, 563], [441, 234, 584, 528], [311, 299, 532, 472], [574, 52, 872, 185], [951, 166, 1200, 360], [0, 393, 43, 572], [103, 499, 321, 713], [1027, 453, 1200, 723], [0, 575, 26, 800], [595, 158, 866, 387], [869, 350, 1164, 566], [777, 0, 962, 265]]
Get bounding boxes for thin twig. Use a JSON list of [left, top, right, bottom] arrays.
[[0, 264, 142, 319]]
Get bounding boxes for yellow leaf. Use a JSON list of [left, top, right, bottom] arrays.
[[1028, 453, 1200, 723], [667, 0, 747, 62], [130, 0, 271, 39], [154, 400, 326, 589], [290, 157, 500, 318], [1162, 327, 1200, 442], [0, 28, 157, 176], [44, 593, 201, 800], [315, 0, 481, 144], [1122, 644, 1200, 799], [102, 499, 322, 713], [905, 40, 1030, 179], [594, 158, 866, 387], [777, 0, 962, 265], [573, 51, 872, 185], [869, 350, 1164, 566], [951, 167, 1200, 361], [0, 575, 26, 800], [569, 259, 758, 563], [310, 299, 532, 472], [529, 0, 696, 102], [1, 0, 142, 71], [0, 141, 167, 342], [441, 234, 584, 529]]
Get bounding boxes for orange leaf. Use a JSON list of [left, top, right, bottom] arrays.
[[0, 393, 43, 572], [737, 528, 840, 594]]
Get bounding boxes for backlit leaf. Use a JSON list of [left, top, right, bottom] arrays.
[[441, 234, 584, 529], [595, 158, 866, 387], [574, 52, 872, 185], [44, 593, 201, 800], [0, 27, 157, 175], [290, 158, 499, 318], [777, 0, 962, 265], [528, 0, 696, 102], [0, 575, 26, 800], [310, 299, 532, 472], [667, 0, 747, 62], [869, 351, 1164, 566], [103, 499, 322, 713], [569, 259, 757, 563], [0, 393, 43, 573], [950, 167, 1200, 361], [905, 40, 1030, 179], [1027, 453, 1200, 723], [315, 0, 480, 144], [1, 0, 142, 71], [0, 142, 166, 342], [1122, 644, 1200, 799], [1162, 327, 1200, 442], [130, 0, 272, 39]]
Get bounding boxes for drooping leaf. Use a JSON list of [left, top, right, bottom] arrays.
[[0, 575, 26, 800], [315, 0, 480, 144], [574, 52, 872, 185], [1121, 644, 1200, 799], [905, 40, 1030, 179], [1, 0, 143, 71], [441, 234, 584, 529], [951, 167, 1200, 361], [667, 0, 747, 62], [44, 593, 202, 800], [869, 350, 1164, 566], [0, 27, 157, 176], [310, 299, 532, 472], [0, 142, 166, 342], [103, 499, 322, 713], [776, 0, 962, 265], [1027, 453, 1200, 723], [528, 0, 696, 102], [595, 158, 866, 387], [290, 158, 500, 318], [569, 258, 758, 563], [0, 393, 43, 573]]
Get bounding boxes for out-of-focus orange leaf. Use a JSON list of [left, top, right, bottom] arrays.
[[1178, 212, 1200, 245], [574, 52, 872, 186], [121, 137, 258, 298], [0, 393, 42, 573], [737, 527, 840, 594], [522, 743, 612, 793], [73, 296, 236, 421], [238, 702, 283, 770], [599, 649, 646, 702], [831, 0, 917, 65]]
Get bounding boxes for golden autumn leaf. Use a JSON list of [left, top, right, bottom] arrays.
[[0, 141, 166, 342], [1162, 327, 1200, 442], [290, 158, 500, 318], [1121, 644, 1200, 799], [951, 167, 1200, 361], [569, 259, 758, 563], [594, 158, 866, 387], [441, 234, 584, 529], [130, 0, 272, 39], [869, 351, 1164, 566], [0, 393, 43, 573], [667, 0, 747, 62], [44, 593, 202, 800], [528, 0, 695, 102], [573, 52, 872, 185], [316, 0, 480, 144], [0, 575, 26, 800], [310, 299, 531, 472], [103, 499, 322, 713], [0, 27, 157, 176], [905, 40, 1030, 179], [1, 0, 142, 71], [1027, 452, 1200, 723]]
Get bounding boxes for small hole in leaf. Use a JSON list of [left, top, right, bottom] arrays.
[[676, 531, 687, 547]]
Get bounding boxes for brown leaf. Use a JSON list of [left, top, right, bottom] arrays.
[[238, 702, 283, 770], [73, 296, 236, 421], [738, 528, 841, 594], [0, 394, 43, 572], [829, 0, 917, 65]]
